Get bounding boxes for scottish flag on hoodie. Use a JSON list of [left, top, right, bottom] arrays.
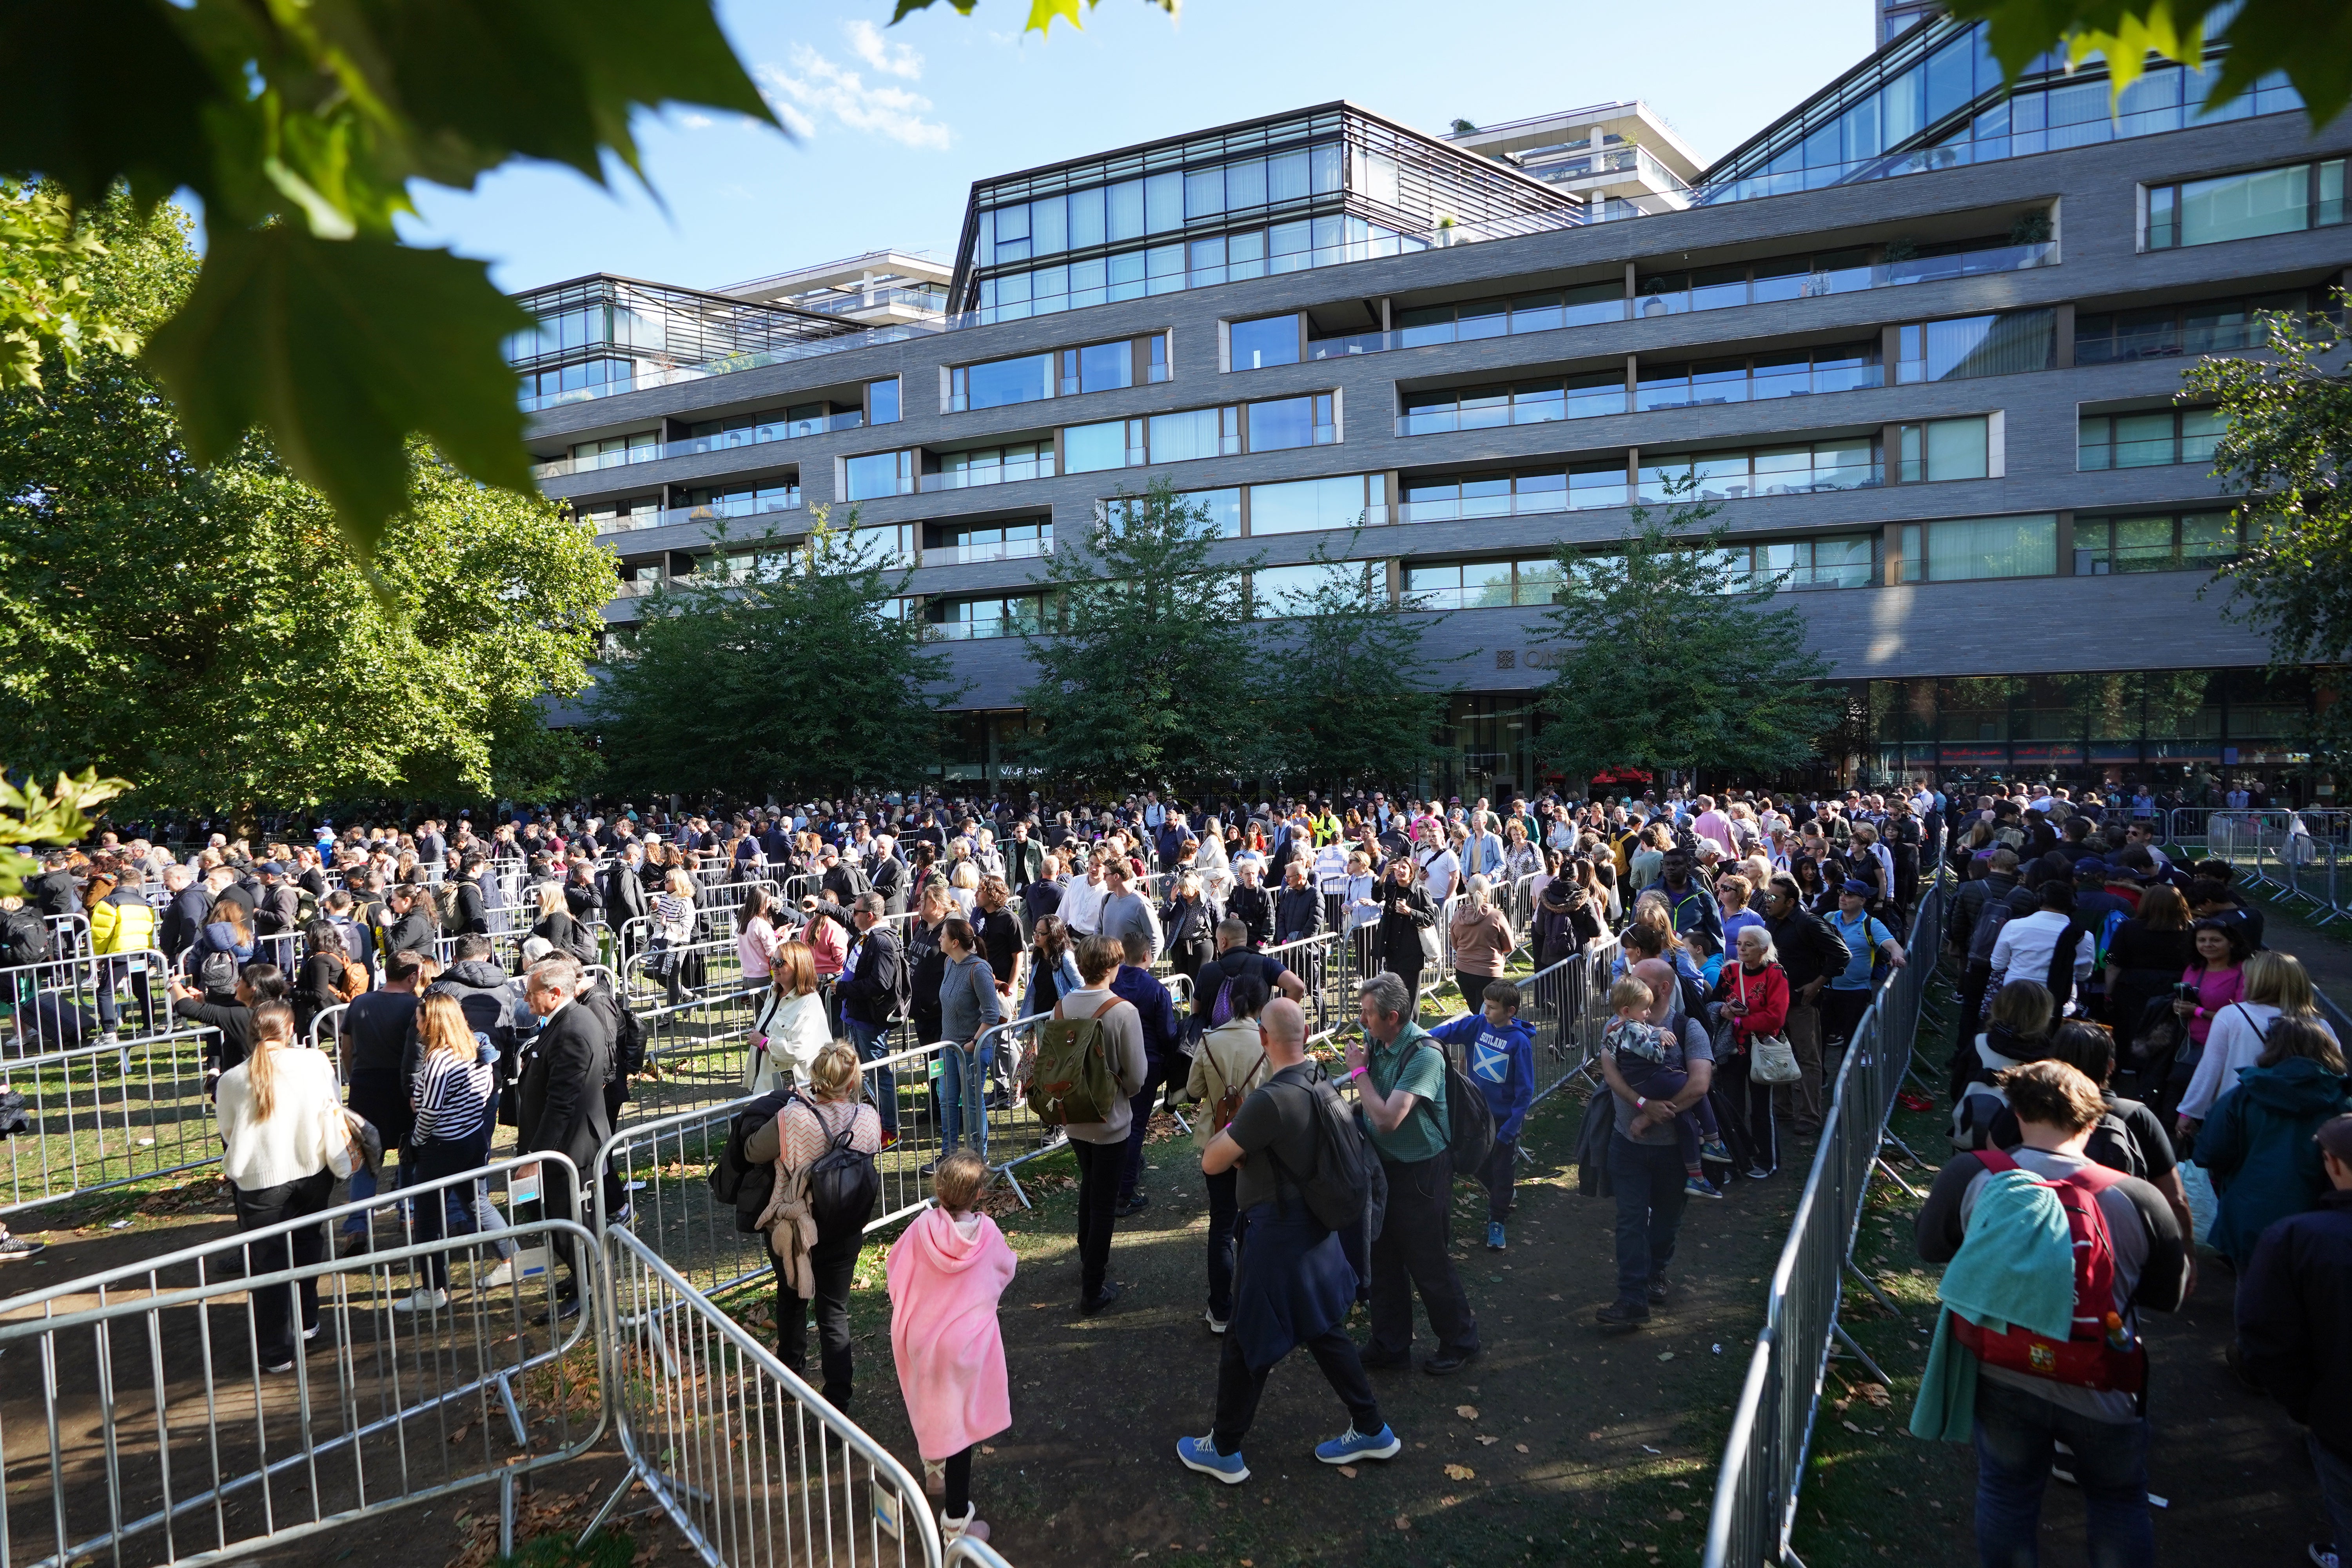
[[1427, 1011, 1537, 1142]]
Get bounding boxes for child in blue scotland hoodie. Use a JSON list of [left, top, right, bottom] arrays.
[[1428, 978, 1537, 1252]]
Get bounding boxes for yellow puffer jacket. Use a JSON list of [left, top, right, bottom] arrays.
[[90, 892, 157, 956]]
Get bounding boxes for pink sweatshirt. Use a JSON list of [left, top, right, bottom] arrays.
[[886, 1205, 1016, 1461]]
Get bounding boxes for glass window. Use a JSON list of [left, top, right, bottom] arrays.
[[2180, 407, 2229, 465], [1898, 416, 1990, 482], [1069, 186, 1105, 248], [1227, 157, 1268, 210], [957, 352, 1053, 412], [867, 377, 901, 425], [1924, 515, 2056, 581], [1063, 419, 1131, 474], [1246, 396, 1319, 452], [2112, 410, 2179, 468], [1148, 407, 1226, 464], [1249, 474, 1376, 535], [1269, 149, 1310, 203], [1185, 166, 1225, 220], [2180, 163, 2312, 246], [1250, 562, 1363, 617], [1072, 339, 1133, 395], [1310, 142, 1343, 194], [2076, 512, 2239, 574], [1898, 309, 2056, 382], [1231, 314, 1299, 371], [1031, 195, 1066, 255], [1107, 178, 1144, 241], [1144, 171, 1184, 233], [843, 451, 911, 501]]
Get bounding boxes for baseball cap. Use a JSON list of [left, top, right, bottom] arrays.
[[1840, 878, 1875, 897], [2073, 857, 2110, 878]]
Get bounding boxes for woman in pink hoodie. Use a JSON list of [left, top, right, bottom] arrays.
[[886, 1149, 1016, 1546]]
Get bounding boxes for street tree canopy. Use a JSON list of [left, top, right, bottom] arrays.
[[1534, 488, 1842, 785], [588, 513, 964, 801], [0, 196, 614, 815], [2182, 293, 2352, 758], [1266, 533, 1460, 791]]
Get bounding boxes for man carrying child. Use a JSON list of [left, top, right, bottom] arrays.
[[1600, 975, 1728, 1200], [1593, 957, 1716, 1332]]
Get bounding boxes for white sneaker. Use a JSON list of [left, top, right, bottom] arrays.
[[940, 1506, 989, 1544], [391, 1286, 448, 1314], [482, 1258, 516, 1288]]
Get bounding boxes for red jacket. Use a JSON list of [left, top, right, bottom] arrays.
[[1715, 960, 1790, 1045]]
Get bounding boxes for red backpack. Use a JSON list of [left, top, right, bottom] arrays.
[[1947, 1148, 2148, 1394]]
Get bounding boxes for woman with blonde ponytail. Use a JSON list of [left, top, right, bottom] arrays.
[[215, 1000, 343, 1372]]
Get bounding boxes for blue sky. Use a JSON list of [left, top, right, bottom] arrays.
[[401, 0, 1877, 295]]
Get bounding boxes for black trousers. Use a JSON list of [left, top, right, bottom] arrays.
[[774, 1230, 860, 1411], [1478, 1135, 1517, 1223], [1820, 986, 1873, 1050], [1120, 1052, 1180, 1200], [1203, 1167, 1239, 1319], [1071, 1138, 1120, 1299], [1366, 1152, 1478, 1357], [1209, 1315, 1381, 1455], [407, 1134, 491, 1289], [232, 1168, 335, 1368], [536, 1155, 588, 1297], [1712, 1051, 1779, 1177]]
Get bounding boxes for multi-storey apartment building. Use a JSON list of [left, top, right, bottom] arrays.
[[513, 12, 2350, 799]]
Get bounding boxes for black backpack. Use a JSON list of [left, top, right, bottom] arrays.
[[795, 1093, 880, 1243], [1264, 1065, 1384, 1237], [1413, 1036, 1497, 1178], [0, 907, 48, 969]]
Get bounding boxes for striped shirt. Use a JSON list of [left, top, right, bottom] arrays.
[[412, 1040, 496, 1142]]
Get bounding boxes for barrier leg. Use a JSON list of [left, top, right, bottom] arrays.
[[1844, 1257, 1904, 1322], [1830, 1321, 1893, 1387], [580, 1473, 634, 1548], [998, 1165, 1033, 1210], [500, 1467, 518, 1560]]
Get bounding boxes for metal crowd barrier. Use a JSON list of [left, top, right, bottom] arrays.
[[1517, 935, 1623, 1109], [0, 1022, 223, 1218], [0, 1154, 598, 1567], [594, 1228, 943, 1568], [1702, 873, 1948, 1568]]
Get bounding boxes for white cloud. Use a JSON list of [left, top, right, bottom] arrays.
[[672, 111, 716, 130], [758, 43, 951, 150], [844, 19, 923, 80]]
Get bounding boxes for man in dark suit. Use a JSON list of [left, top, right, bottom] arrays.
[[603, 843, 650, 960], [518, 956, 612, 1317]]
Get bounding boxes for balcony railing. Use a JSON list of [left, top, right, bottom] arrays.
[[1398, 485, 1629, 523], [518, 319, 944, 414], [1636, 361, 1884, 412], [931, 536, 1053, 565], [926, 453, 1058, 492], [1396, 388, 1628, 436], [1760, 564, 1875, 590], [1637, 467, 1884, 505], [2078, 437, 2220, 471], [792, 286, 950, 319], [589, 492, 803, 539], [2075, 304, 2339, 366], [923, 617, 1039, 641], [1306, 329, 1397, 360], [1634, 240, 2054, 319], [535, 410, 864, 479]]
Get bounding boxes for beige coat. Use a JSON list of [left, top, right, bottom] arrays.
[[1183, 1018, 1274, 1149]]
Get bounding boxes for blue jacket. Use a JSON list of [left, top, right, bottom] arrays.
[[1643, 878, 1725, 954], [1427, 1011, 1537, 1142], [1111, 964, 1182, 1065]]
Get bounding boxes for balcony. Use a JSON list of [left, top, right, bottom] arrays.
[[926, 452, 1057, 492], [1398, 484, 1629, 523], [518, 320, 944, 414], [931, 536, 1053, 565], [592, 491, 803, 539], [535, 410, 863, 479], [1634, 240, 2054, 319], [1636, 359, 1882, 412], [1396, 386, 1627, 436]]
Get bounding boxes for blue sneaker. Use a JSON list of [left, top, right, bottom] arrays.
[[1685, 1175, 1724, 1200], [1315, 1423, 1401, 1465], [1176, 1434, 1249, 1485], [1485, 1220, 1506, 1250]]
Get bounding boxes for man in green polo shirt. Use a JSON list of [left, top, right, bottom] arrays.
[[1343, 971, 1480, 1376]]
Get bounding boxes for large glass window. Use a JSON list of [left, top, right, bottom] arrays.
[[1064, 393, 1333, 470], [1897, 416, 1991, 483], [568, 430, 660, 470], [2074, 291, 2312, 364], [577, 496, 663, 533], [1635, 342, 1882, 411], [1896, 309, 2056, 382], [950, 334, 1165, 412], [1400, 371, 1622, 435], [2073, 511, 2238, 574], [2147, 156, 2346, 248], [868, 378, 901, 425], [1148, 406, 1236, 464], [1246, 394, 1335, 451], [1742, 536, 1877, 590], [931, 517, 1052, 564], [1249, 559, 1380, 617], [1900, 514, 2058, 582], [1231, 314, 1301, 370], [2078, 408, 2227, 470], [843, 450, 914, 501], [927, 593, 1049, 641], [1405, 557, 1563, 610], [933, 440, 1054, 490], [1402, 462, 1627, 521], [1637, 437, 1882, 503], [1637, 247, 1874, 315], [1101, 486, 1241, 538], [1248, 474, 1387, 535], [682, 479, 802, 520], [954, 353, 1053, 413]]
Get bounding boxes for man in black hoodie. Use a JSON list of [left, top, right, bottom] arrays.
[[2238, 1113, 2352, 1567], [25, 853, 81, 920], [1761, 876, 1851, 1137]]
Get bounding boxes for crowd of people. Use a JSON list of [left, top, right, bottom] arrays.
[[14, 772, 2352, 1555]]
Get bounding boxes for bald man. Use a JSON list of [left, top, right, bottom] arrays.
[[1592, 956, 1715, 1332]]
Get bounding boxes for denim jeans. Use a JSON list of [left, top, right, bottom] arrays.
[[844, 1017, 895, 1135], [95, 956, 155, 1035], [1607, 1132, 1689, 1306], [1971, 1374, 2153, 1568], [2312, 1432, 2352, 1555], [937, 1040, 992, 1158]]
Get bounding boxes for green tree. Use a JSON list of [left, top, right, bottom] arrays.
[[588, 511, 960, 800], [1534, 485, 1842, 786], [1016, 479, 1265, 791], [0, 770, 125, 895], [0, 0, 1172, 567], [1950, 0, 2351, 128], [1265, 532, 1460, 790], [0, 197, 614, 814], [2180, 293, 2352, 757]]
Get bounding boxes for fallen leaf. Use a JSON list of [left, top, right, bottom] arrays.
[[1440, 1495, 1461, 1506], [1445, 1463, 1475, 1481], [1657, 1351, 1674, 1362], [1666, 1509, 1685, 1522], [1395, 1515, 1412, 1531], [1477, 1435, 1499, 1446], [448, 1424, 471, 1446], [1456, 1404, 1479, 1420], [1842, 1420, 1864, 1433], [1515, 1443, 1530, 1453], [1338, 1465, 1357, 1478], [980, 1446, 996, 1455], [1586, 1432, 1604, 1441], [1029, 1303, 1050, 1310]]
